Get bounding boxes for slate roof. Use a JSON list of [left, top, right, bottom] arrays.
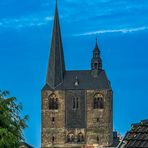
[[118, 119, 148, 148], [46, 1, 65, 89], [42, 70, 111, 90]]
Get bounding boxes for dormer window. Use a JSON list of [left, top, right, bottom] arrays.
[[74, 76, 79, 86]]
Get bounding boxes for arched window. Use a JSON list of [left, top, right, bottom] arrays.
[[98, 98, 103, 108], [94, 94, 104, 109], [48, 94, 58, 110], [77, 132, 84, 142], [67, 133, 74, 143], [72, 97, 79, 109]]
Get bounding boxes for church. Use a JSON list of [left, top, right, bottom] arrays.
[[41, 1, 113, 148]]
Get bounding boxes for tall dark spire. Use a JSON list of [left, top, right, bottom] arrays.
[[46, 1, 65, 88], [91, 39, 102, 71]]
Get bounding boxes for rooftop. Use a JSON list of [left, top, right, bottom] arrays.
[[118, 119, 148, 148]]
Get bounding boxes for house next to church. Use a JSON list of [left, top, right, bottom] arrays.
[[41, 1, 113, 148]]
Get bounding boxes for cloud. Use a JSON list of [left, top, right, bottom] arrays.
[[74, 26, 148, 36], [0, 15, 53, 29], [0, 0, 148, 32]]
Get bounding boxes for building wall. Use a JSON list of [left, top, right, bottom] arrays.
[[86, 90, 113, 146], [41, 90, 65, 147], [41, 89, 113, 147]]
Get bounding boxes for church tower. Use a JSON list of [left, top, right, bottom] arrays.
[[41, 1, 113, 148]]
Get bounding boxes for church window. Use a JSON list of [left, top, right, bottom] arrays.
[[77, 132, 84, 142], [72, 97, 79, 109], [94, 94, 104, 109], [67, 133, 74, 143], [74, 76, 79, 86], [48, 94, 58, 110]]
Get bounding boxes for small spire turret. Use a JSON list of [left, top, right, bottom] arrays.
[[91, 39, 102, 71]]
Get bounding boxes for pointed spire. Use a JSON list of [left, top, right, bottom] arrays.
[[94, 38, 100, 53], [46, 1, 65, 88], [55, 0, 58, 11], [91, 39, 102, 71]]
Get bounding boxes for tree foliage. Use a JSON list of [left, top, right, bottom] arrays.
[[0, 90, 28, 148]]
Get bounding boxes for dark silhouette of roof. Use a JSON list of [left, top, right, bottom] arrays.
[[46, 0, 65, 89], [118, 119, 148, 148]]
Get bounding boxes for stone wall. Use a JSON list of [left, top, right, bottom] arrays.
[[86, 90, 113, 146], [41, 90, 65, 147], [41, 89, 113, 148]]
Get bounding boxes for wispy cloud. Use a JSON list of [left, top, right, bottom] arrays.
[[74, 26, 148, 36], [0, 15, 53, 29], [0, 0, 148, 33]]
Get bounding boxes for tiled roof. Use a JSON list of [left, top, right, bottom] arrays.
[[118, 119, 148, 148]]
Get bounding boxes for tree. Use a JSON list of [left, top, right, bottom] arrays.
[[0, 90, 28, 148]]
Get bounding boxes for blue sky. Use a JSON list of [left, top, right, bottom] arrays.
[[0, 0, 148, 147]]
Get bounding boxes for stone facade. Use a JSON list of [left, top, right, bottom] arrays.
[[42, 89, 113, 147], [42, 90, 65, 147], [86, 90, 113, 146], [41, 1, 113, 148]]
